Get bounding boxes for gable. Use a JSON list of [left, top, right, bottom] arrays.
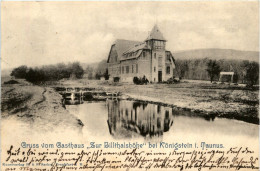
[[166, 51, 176, 65], [107, 44, 118, 63]]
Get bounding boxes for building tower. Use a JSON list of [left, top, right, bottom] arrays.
[[145, 25, 167, 82]]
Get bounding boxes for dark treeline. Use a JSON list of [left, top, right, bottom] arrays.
[[11, 62, 84, 83], [11, 58, 259, 87], [174, 58, 259, 85]]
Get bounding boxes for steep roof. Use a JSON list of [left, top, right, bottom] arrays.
[[114, 39, 142, 61], [121, 50, 143, 61], [146, 24, 166, 41], [123, 42, 148, 54]]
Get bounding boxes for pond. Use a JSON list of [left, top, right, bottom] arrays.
[[65, 98, 259, 150]]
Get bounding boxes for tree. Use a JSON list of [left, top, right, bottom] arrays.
[[85, 66, 94, 79], [244, 61, 259, 87], [104, 68, 109, 80], [25, 68, 45, 83], [233, 72, 239, 83], [181, 61, 189, 78], [96, 60, 107, 76], [11, 65, 28, 78], [206, 60, 221, 82], [68, 62, 84, 79]]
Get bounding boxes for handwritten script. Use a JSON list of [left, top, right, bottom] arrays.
[[2, 145, 259, 171]]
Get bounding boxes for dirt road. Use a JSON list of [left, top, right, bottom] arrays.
[[1, 81, 83, 133]]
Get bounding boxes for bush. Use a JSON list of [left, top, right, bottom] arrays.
[[113, 77, 120, 82], [4, 80, 19, 84], [133, 77, 140, 84], [167, 77, 180, 84], [133, 76, 149, 85]]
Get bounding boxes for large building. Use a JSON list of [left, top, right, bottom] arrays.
[[107, 25, 176, 83]]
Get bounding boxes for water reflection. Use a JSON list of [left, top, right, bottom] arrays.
[[64, 99, 258, 145], [107, 100, 174, 138]]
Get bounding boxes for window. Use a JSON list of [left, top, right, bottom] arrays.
[[126, 66, 129, 73], [157, 105, 161, 113], [154, 40, 164, 50], [154, 67, 156, 72], [154, 53, 156, 59], [165, 110, 169, 118], [158, 56, 162, 67], [136, 64, 138, 73], [157, 118, 161, 128], [166, 66, 170, 74], [132, 65, 134, 73], [143, 51, 145, 57], [122, 66, 124, 74]]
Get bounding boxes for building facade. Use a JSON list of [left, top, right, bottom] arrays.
[[107, 25, 175, 83]]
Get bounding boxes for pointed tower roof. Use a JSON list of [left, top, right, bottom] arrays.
[[146, 24, 166, 41]]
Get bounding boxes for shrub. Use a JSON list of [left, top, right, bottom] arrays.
[[4, 80, 19, 84], [133, 77, 140, 84], [133, 76, 149, 85], [167, 77, 180, 84]]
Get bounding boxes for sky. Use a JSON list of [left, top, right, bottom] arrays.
[[1, 1, 259, 70]]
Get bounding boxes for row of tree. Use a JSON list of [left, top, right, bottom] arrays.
[[174, 58, 259, 86], [11, 62, 84, 83], [11, 58, 259, 87]]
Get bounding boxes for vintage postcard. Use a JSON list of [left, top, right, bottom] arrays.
[[1, 1, 259, 171]]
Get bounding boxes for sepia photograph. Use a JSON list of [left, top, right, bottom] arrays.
[[1, 1, 259, 170]]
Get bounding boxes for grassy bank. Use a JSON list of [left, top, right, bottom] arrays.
[[1, 79, 83, 132]]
